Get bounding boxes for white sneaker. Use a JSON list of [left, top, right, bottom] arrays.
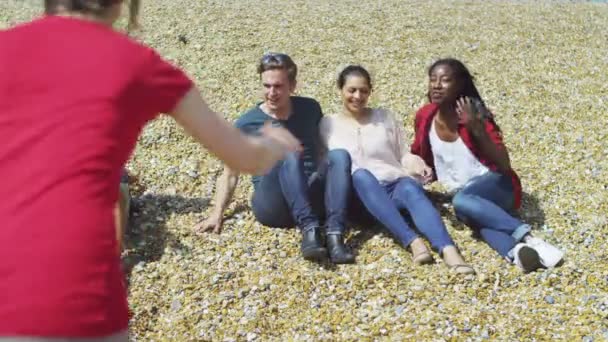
[[511, 243, 543, 273], [525, 237, 564, 268]]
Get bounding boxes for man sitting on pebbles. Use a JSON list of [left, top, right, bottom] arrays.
[[197, 53, 356, 264]]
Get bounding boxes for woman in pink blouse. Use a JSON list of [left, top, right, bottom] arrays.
[[320, 65, 474, 274]]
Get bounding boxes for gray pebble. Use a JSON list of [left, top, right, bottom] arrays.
[[187, 170, 199, 178], [545, 296, 555, 304], [481, 329, 490, 339], [395, 306, 405, 316], [171, 299, 181, 311]]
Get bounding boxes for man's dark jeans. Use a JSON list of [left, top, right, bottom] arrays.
[[251, 149, 351, 234]]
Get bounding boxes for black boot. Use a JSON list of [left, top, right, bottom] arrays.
[[326, 234, 355, 264], [300, 228, 327, 261]]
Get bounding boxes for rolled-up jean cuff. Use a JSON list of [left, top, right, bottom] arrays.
[[511, 224, 531, 242], [326, 228, 345, 235], [301, 224, 318, 233]]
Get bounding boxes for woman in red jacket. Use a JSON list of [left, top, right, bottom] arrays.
[[411, 58, 563, 273], [0, 1, 299, 340]]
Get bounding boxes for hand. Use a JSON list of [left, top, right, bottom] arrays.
[[456, 97, 485, 137], [421, 165, 434, 184], [253, 123, 302, 174], [195, 213, 224, 234], [259, 122, 302, 153]]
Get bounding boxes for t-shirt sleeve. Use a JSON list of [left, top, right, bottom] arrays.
[[234, 113, 263, 136], [135, 48, 193, 119]]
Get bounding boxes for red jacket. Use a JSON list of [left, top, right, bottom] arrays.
[[410, 103, 522, 209]]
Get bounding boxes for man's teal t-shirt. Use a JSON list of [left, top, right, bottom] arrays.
[[234, 96, 323, 186]]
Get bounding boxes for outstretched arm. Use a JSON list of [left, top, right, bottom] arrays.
[[170, 87, 301, 175]]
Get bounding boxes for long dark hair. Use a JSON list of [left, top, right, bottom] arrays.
[[428, 58, 486, 108], [429, 58, 502, 132], [44, 0, 141, 30]]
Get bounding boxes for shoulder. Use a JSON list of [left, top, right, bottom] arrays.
[[413, 103, 439, 131], [371, 108, 400, 126], [415, 103, 438, 120], [372, 107, 393, 119], [292, 96, 320, 108], [292, 96, 322, 115], [234, 105, 267, 129], [319, 114, 339, 130]]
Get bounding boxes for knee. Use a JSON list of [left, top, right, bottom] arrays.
[[352, 169, 381, 196], [327, 149, 351, 170], [452, 193, 481, 217], [394, 177, 425, 199], [283, 151, 300, 164], [252, 191, 293, 228], [280, 152, 301, 172], [352, 168, 374, 185]]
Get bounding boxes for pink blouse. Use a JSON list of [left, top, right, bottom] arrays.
[[320, 108, 427, 183]]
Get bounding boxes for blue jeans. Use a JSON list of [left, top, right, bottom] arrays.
[[352, 169, 455, 252], [251, 149, 351, 234], [452, 171, 531, 257]]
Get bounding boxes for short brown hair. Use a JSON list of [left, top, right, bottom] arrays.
[[44, 0, 141, 30], [257, 53, 297, 83]]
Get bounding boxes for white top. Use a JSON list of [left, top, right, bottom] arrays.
[[320, 108, 427, 183], [429, 119, 489, 193]]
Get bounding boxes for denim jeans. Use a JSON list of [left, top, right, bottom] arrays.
[[251, 149, 351, 234], [352, 169, 455, 252], [452, 171, 531, 257]]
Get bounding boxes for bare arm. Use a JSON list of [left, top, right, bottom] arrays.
[[170, 87, 299, 175], [194, 166, 240, 234], [209, 166, 240, 219]]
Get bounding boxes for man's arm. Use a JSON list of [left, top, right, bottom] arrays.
[[196, 166, 240, 234]]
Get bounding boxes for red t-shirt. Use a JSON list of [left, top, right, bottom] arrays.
[[0, 16, 192, 337]]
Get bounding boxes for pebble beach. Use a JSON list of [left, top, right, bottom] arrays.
[[2, 0, 608, 340]]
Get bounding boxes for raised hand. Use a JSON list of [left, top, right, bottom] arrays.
[[254, 122, 302, 174], [456, 97, 485, 137]]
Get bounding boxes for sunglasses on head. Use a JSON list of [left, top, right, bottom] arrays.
[[261, 53, 291, 64]]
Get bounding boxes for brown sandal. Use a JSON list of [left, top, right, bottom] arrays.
[[410, 238, 434, 265], [413, 251, 434, 265], [448, 263, 476, 275]]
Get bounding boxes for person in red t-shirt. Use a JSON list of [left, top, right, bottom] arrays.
[[410, 58, 564, 273], [0, 0, 300, 340]]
